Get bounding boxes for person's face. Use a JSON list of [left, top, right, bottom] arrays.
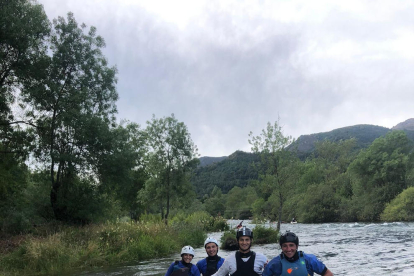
[[281, 242, 298, 258], [238, 236, 252, 253], [182, 253, 193, 264], [205, 242, 218, 257]]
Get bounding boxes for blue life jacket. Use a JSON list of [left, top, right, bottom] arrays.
[[171, 261, 193, 276], [280, 251, 309, 276]]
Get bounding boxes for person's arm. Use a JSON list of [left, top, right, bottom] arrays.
[[322, 268, 333, 276], [192, 264, 201, 276], [211, 257, 231, 276], [262, 257, 281, 276], [165, 262, 174, 276], [305, 254, 333, 276], [196, 260, 204, 275]]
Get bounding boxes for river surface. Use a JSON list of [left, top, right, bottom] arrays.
[[75, 221, 414, 276]]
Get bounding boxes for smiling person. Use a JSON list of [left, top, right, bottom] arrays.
[[165, 246, 201, 276], [212, 226, 267, 276], [263, 231, 333, 276], [197, 237, 225, 276]]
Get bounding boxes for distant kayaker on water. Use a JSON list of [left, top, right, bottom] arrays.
[[263, 231, 333, 276], [196, 237, 225, 276], [165, 246, 200, 276], [211, 226, 267, 276], [236, 221, 243, 229]]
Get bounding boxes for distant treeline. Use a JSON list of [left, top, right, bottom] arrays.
[[195, 131, 414, 223]]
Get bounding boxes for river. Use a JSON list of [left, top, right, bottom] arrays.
[[75, 221, 414, 276]]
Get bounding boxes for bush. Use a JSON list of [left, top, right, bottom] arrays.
[[253, 225, 279, 244], [220, 229, 238, 250]]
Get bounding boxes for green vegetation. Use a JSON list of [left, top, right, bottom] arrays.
[[220, 226, 279, 250], [0, 212, 227, 276], [1, 1, 414, 275], [381, 187, 414, 221], [197, 131, 414, 224]]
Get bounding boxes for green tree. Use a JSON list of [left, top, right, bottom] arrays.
[[0, 0, 49, 123], [21, 13, 118, 221], [296, 139, 357, 222], [248, 120, 297, 230], [94, 121, 149, 220], [139, 114, 199, 224], [381, 187, 414, 221], [204, 186, 226, 217], [224, 186, 257, 219], [348, 131, 412, 221]]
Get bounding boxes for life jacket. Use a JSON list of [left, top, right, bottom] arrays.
[[280, 251, 309, 276], [201, 255, 224, 276], [171, 261, 193, 276], [231, 251, 260, 276]]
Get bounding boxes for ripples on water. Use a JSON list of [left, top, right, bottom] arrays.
[[77, 221, 414, 276]]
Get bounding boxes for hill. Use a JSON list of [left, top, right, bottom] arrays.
[[192, 151, 260, 196], [199, 156, 228, 167], [292, 124, 390, 158], [193, 119, 414, 197]]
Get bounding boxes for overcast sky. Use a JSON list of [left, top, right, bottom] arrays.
[[37, 0, 414, 157]]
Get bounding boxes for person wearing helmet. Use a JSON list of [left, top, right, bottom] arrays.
[[165, 245, 201, 276], [196, 237, 225, 276], [212, 226, 268, 276], [263, 231, 333, 276]]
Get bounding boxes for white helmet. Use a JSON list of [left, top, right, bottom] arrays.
[[181, 245, 195, 256], [204, 237, 219, 248]]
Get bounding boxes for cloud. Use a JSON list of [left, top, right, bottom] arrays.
[[38, 0, 414, 156]]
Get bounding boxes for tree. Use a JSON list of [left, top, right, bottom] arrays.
[[0, 0, 49, 122], [248, 120, 297, 230], [0, 0, 50, 161], [140, 114, 199, 224], [348, 131, 412, 221], [94, 121, 149, 220], [295, 139, 357, 222], [381, 187, 414, 221], [21, 13, 118, 221]]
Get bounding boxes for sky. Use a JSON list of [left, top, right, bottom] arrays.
[[37, 0, 414, 157]]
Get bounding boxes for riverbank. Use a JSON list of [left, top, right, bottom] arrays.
[[0, 212, 228, 276]]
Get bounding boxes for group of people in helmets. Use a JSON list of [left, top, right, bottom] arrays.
[[165, 226, 333, 276]]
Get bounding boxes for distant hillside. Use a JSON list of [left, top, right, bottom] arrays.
[[199, 156, 228, 167], [392, 118, 414, 131], [292, 124, 391, 158], [192, 151, 260, 196], [193, 120, 414, 197]]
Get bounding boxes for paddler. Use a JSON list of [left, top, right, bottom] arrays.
[[263, 231, 333, 276], [211, 226, 268, 276], [165, 245, 201, 276], [196, 237, 225, 276]]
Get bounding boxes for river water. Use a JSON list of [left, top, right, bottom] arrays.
[[76, 221, 414, 276]]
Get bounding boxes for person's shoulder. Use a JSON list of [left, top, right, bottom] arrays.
[[254, 252, 268, 262], [267, 255, 282, 265], [196, 258, 206, 265], [302, 252, 317, 260], [302, 252, 324, 263]]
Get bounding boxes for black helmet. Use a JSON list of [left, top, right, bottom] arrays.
[[236, 226, 253, 240], [279, 231, 299, 246]]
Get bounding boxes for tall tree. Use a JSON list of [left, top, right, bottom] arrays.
[[348, 131, 412, 221], [0, 0, 49, 157], [94, 121, 149, 220], [140, 114, 198, 225], [248, 120, 297, 230], [21, 13, 118, 221]]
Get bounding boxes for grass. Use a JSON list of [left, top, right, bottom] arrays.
[[0, 219, 206, 276]]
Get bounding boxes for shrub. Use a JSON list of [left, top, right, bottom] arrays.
[[253, 225, 279, 244]]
